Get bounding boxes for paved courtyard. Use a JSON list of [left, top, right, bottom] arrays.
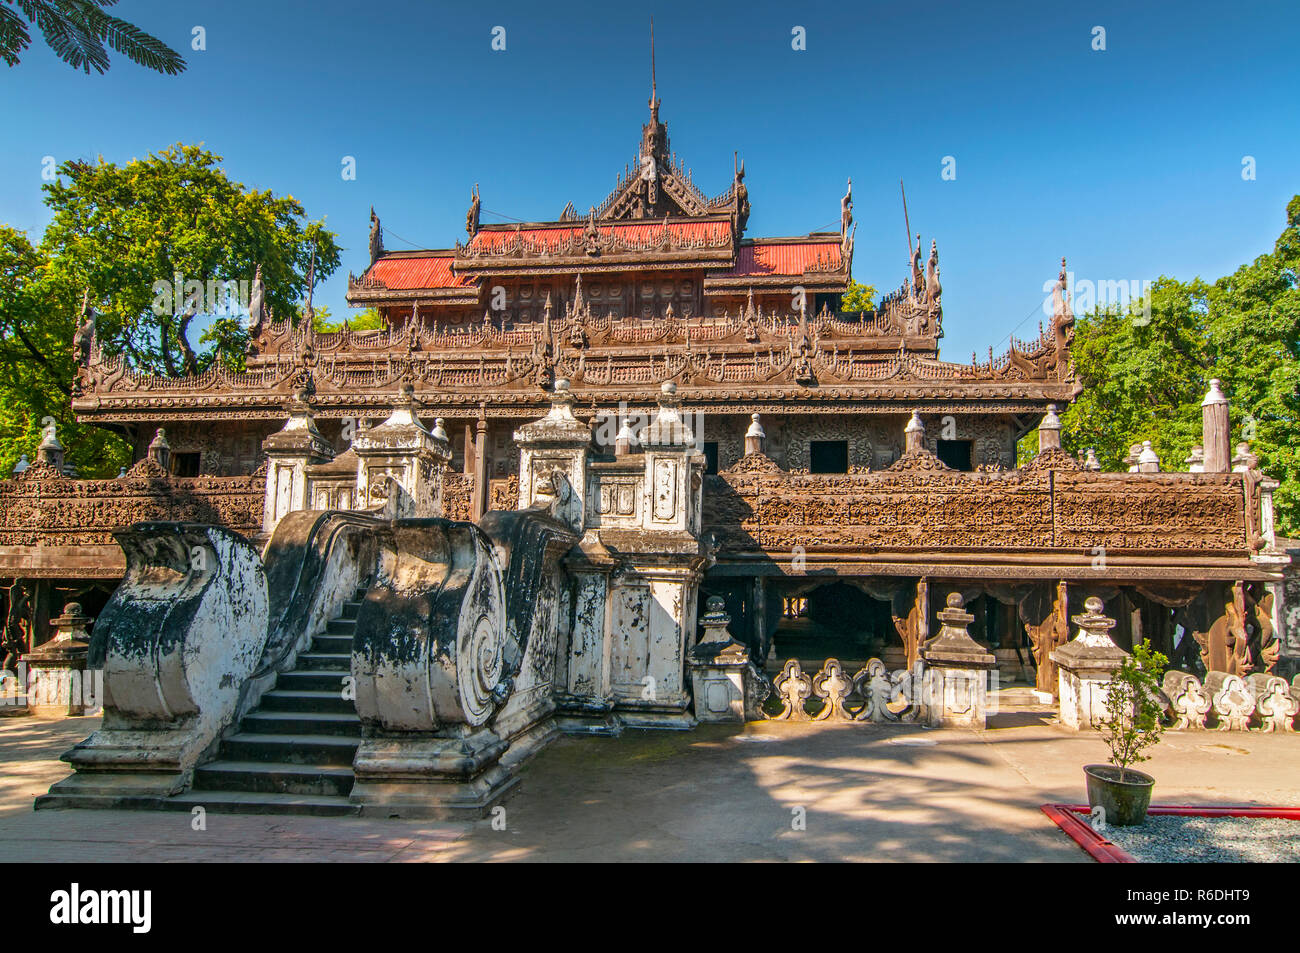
[[2, 705, 1297, 862]]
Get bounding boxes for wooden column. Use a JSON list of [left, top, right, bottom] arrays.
[[462, 423, 474, 476], [1020, 580, 1070, 696], [472, 415, 489, 522], [892, 577, 929, 669]]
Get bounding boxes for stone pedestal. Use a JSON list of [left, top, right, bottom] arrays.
[[20, 603, 96, 718], [1050, 596, 1126, 730], [688, 596, 761, 723], [922, 593, 996, 728], [556, 537, 621, 735], [352, 384, 451, 516], [514, 379, 592, 533], [262, 391, 335, 532]]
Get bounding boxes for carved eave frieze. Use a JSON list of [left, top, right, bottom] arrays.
[[452, 216, 737, 277]]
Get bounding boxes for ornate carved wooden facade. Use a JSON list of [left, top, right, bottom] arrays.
[[5, 89, 1293, 692]]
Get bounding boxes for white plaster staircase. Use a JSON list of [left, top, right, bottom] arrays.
[[171, 590, 366, 816]]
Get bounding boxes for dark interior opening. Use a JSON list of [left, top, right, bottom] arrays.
[[936, 439, 973, 471], [809, 440, 848, 474], [702, 441, 719, 475], [170, 452, 201, 477]]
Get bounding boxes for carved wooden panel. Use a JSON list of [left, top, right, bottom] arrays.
[[703, 463, 1250, 555]]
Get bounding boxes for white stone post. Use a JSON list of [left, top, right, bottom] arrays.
[[921, 592, 996, 728], [688, 595, 761, 723], [21, 602, 95, 718], [1050, 596, 1127, 730], [513, 379, 592, 534], [261, 394, 335, 533], [351, 383, 451, 517]]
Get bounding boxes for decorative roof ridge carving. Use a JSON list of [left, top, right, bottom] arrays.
[[886, 447, 953, 473], [13, 461, 67, 483], [125, 457, 170, 481], [1022, 447, 1083, 472], [720, 451, 783, 474]]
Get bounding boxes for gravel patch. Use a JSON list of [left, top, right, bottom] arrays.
[[1099, 814, 1300, 862]]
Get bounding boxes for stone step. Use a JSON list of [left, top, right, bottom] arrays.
[[257, 689, 355, 714], [295, 651, 351, 672], [192, 761, 355, 797], [166, 790, 360, 817], [219, 732, 359, 766], [339, 601, 361, 620], [312, 633, 353, 654], [276, 669, 352, 694], [325, 617, 356, 636], [241, 710, 361, 737]]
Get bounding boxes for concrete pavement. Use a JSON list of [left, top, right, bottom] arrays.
[[2, 705, 1296, 862]]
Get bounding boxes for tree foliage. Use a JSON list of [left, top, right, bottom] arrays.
[[0, 145, 340, 477], [841, 279, 878, 313], [0, 0, 185, 74], [1061, 195, 1300, 536], [313, 306, 383, 333], [1095, 639, 1167, 782]]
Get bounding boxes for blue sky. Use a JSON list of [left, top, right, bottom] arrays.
[[2, 0, 1297, 360]]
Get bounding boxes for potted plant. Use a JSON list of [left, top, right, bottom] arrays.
[[1085, 639, 1167, 827]]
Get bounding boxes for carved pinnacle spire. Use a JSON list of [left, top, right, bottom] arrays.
[[649, 16, 658, 112]]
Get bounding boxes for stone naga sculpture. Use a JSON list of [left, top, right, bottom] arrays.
[[349, 506, 574, 816], [47, 523, 268, 803]]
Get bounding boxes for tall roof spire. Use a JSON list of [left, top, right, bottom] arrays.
[[649, 17, 659, 112]]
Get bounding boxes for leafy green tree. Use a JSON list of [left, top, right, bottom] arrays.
[[1, 0, 185, 73], [314, 306, 384, 333], [39, 144, 341, 378], [1203, 196, 1300, 536], [1059, 196, 1300, 535], [1, 145, 341, 476], [841, 279, 878, 313], [0, 226, 128, 477]]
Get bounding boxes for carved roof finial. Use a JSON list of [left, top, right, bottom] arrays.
[[1052, 257, 1074, 324], [368, 207, 383, 265], [649, 16, 658, 114], [466, 184, 481, 239]]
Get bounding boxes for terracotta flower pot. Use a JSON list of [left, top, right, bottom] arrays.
[[1084, 764, 1154, 827]]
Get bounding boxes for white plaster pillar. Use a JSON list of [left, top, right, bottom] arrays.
[[513, 379, 592, 534], [351, 383, 451, 517], [921, 592, 996, 728], [261, 396, 335, 533], [1050, 596, 1127, 730]]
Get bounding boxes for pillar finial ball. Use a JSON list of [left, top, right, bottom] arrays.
[[661, 381, 677, 397], [1084, 596, 1104, 614], [946, 592, 962, 609], [554, 378, 570, 393]]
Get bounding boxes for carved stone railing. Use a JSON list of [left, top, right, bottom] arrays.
[[1162, 670, 1298, 731], [767, 657, 925, 722], [0, 468, 264, 549], [703, 458, 1250, 555]]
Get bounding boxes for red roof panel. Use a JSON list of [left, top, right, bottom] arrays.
[[721, 241, 843, 277], [364, 255, 472, 290]]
